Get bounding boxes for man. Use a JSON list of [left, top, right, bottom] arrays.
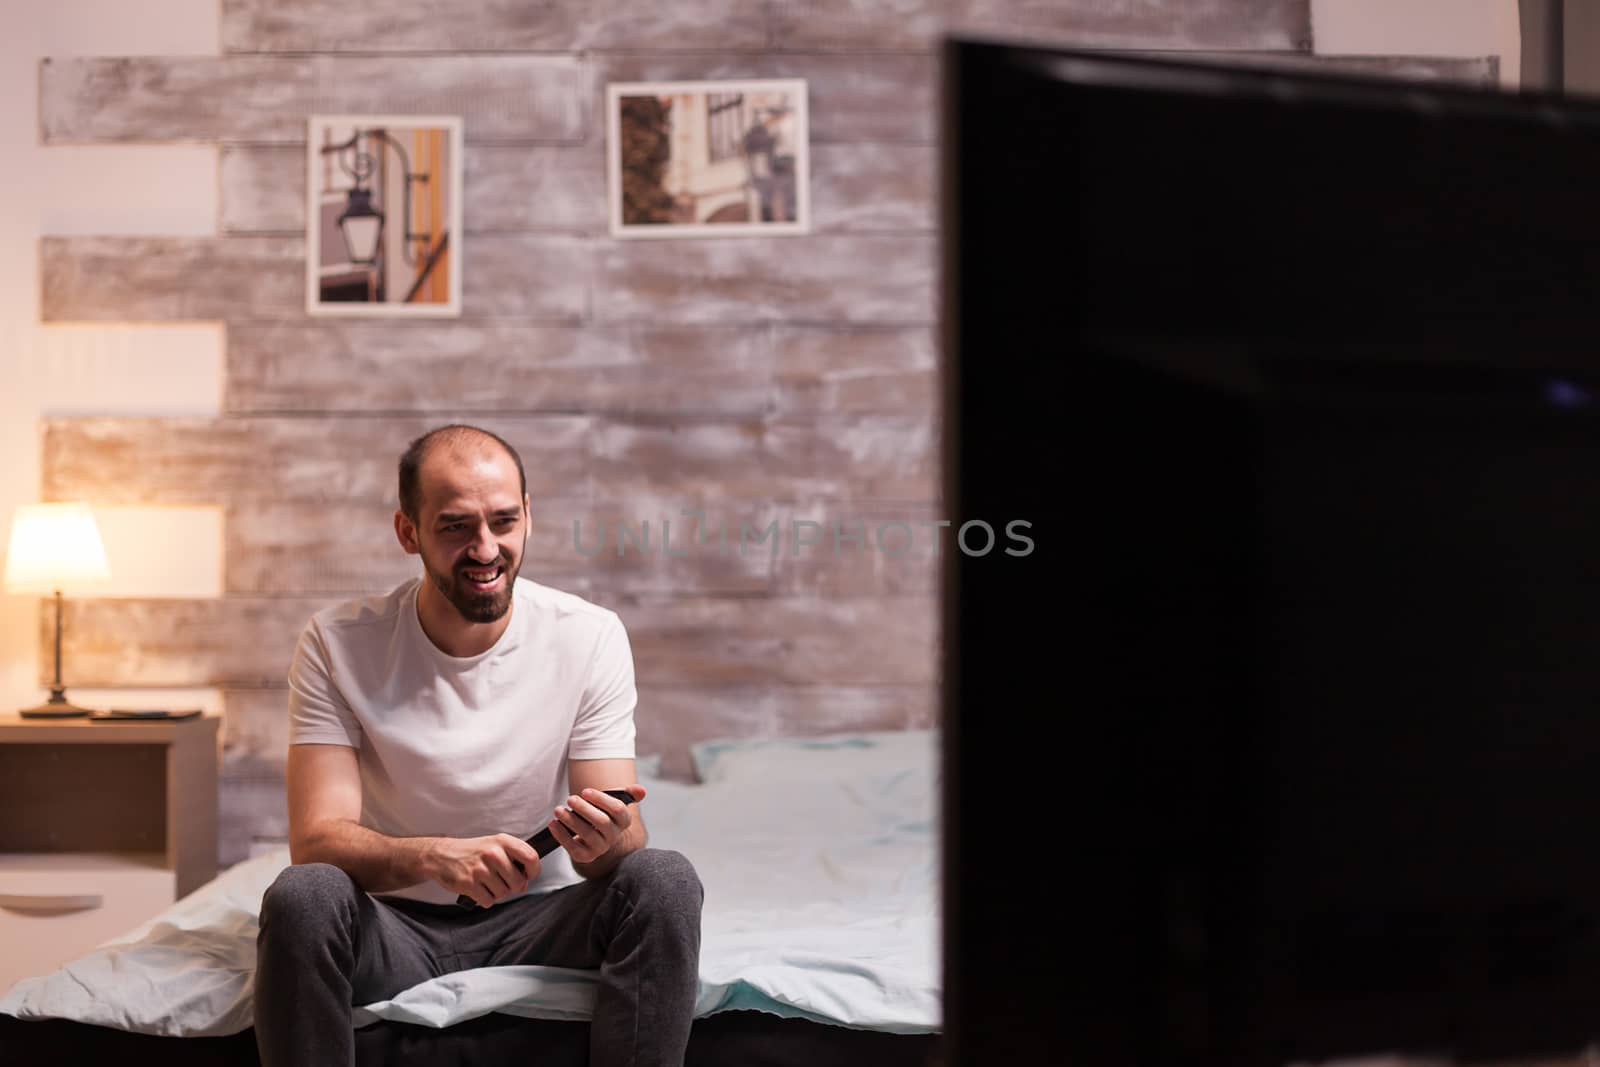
[[253, 424, 703, 1067], [742, 104, 797, 223]]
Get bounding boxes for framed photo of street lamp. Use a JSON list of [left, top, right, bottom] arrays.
[[606, 79, 810, 239], [306, 115, 464, 316]]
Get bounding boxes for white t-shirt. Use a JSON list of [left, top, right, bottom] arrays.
[[286, 575, 638, 904]]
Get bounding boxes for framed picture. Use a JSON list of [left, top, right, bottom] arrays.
[[306, 114, 464, 316], [606, 79, 810, 239]]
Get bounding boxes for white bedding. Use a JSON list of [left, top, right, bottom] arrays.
[[0, 728, 942, 1037]]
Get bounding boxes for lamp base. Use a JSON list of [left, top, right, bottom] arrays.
[[19, 692, 93, 719]]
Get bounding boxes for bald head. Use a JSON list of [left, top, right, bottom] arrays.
[[398, 424, 528, 524]]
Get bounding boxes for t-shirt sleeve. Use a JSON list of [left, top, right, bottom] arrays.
[[287, 620, 363, 749], [569, 612, 638, 760]]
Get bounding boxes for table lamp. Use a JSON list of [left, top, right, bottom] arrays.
[[3, 502, 111, 718]]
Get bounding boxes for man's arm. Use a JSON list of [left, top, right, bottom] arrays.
[[288, 743, 539, 908], [558, 757, 647, 880]]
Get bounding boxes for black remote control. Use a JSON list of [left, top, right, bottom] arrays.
[[455, 788, 638, 909]]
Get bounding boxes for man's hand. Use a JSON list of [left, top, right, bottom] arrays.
[[428, 834, 541, 909], [549, 784, 646, 865]]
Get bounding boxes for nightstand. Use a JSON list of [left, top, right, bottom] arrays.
[[0, 712, 220, 996]]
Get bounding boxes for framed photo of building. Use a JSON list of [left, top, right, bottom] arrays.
[[606, 79, 810, 239], [306, 115, 464, 316]]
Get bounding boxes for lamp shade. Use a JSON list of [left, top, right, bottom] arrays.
[[3, 502, 112, 593]]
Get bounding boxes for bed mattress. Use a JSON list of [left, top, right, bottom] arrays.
[[0, 730, 943, 1060]]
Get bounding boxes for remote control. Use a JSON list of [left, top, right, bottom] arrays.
[[455, 788, 638, 908]]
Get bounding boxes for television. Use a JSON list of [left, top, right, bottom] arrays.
[[941, 37, 1600, 1067]]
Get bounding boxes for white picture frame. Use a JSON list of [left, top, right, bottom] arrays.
[[606, 79, 811, 239], [306, 114, 464, 317]]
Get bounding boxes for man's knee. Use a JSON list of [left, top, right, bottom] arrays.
[[259, 862, 360, 931], [613, 848, 704, 915]]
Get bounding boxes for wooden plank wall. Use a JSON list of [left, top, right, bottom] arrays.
[[34, 0, 1500, 866]]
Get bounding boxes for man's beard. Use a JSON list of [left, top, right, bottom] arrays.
[[425, 550, 521, 624]]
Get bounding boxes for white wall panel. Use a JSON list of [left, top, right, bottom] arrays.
[[38, 147, 217, 237], [91, 506, 225, 599], [29, 324, 224, 416], [1312, 0, 1521, 87]]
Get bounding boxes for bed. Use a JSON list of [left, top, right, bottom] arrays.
[[0, 729, 943, 1066]]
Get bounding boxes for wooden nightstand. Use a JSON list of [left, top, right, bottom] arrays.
[[0, 712, 220, 996]]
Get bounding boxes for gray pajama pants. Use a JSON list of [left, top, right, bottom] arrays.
[[253, 848, 704, 1067]]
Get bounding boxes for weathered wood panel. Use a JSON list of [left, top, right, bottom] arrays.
[[589, 416, 938, 501], [223, 681, 936, 787], [47, 597, 339, 688], [221, 144, 608, 236], [1301, 53, 1500, 85], [217, 146, 299, 235], [615, 595, 939, 686], [772, 0, 1313, 52], [770, 501, 942, 597], [221, 688, 290, 780], [768, 682, 938, 735], [43, 416, 593, 506], [594, 53, 936, 144], [218, 0, 1338, 59], [42, 237, 302, 321], [222, 502, 473, 597], [226, 323, 936, 416], [461, 235, 590, 320], [225, 501, 779, 596], [40, 235, 589, 322], [1142, 50, 1500, 86], [769, 326, 937, 414], [225, 498, 937, 598], [40, 56, 586, 144], [222, 0, 768, 53], [44, 414, 932, 512], [466, 145, 609, 236], [225, 324, 774, 415], [636, 684, 776, 781], [593, 235, 935, 325], [637, 683, 936, 779], [811, 144, 936, 234], [537, 501, 785, 595], [761, 416, 939, 501], [50, 594, 938, 688], [569, 498, 943, 597], [218, 777, 288, 868]]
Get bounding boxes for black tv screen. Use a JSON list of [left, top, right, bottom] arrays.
[[941, 38, 1600, 1067]]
